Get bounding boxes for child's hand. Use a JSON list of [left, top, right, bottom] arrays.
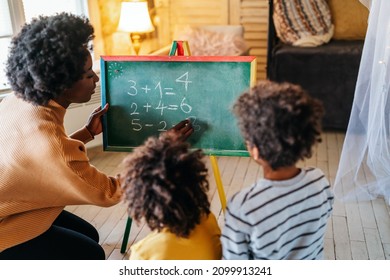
[[163, 119, 194, 141], [85, 103, 109, 137]]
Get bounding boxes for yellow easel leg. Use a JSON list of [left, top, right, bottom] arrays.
[[210, 155, 227, 212]]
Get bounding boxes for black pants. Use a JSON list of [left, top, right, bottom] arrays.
[[0, 210, 105, 260]]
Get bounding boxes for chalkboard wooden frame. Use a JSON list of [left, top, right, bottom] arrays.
[[101, 55, 257, 156]]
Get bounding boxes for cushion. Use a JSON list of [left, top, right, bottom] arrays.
[[328, 0, 369, 40], [273, 0, 334, 47], [175, 26, 248, 56]]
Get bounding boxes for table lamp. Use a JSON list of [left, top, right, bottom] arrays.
[[117, 0, 155, 55]]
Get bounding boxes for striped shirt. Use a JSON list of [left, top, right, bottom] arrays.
[[221, 167, 334, 260]]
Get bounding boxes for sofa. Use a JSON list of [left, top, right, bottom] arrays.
[[267, 0, 369, 131]]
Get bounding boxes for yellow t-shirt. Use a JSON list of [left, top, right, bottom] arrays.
[[130, 213, 222, 260]]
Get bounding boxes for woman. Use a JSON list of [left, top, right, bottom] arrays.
[[0, 13, 192, 260]]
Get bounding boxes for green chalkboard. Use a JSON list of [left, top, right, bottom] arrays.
[[101, 55, 257, 156]]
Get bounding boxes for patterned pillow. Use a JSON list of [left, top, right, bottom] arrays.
[[175, 26, 248, 56], [273, 0, 334, 47]]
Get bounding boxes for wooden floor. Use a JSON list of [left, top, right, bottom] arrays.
[[66, 131, 390, 260]]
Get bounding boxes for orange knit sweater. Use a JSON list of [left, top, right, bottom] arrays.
[[0, 94, 123, 251]]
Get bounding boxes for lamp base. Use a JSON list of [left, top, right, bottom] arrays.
[[130, 33, 142, 55]]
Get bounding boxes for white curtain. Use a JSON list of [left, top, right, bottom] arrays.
[[334, 0, 390, 205]]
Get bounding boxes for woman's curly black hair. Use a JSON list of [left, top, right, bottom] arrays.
[[120, 134, 211, 238], [234, 80, 324, 170], [5, 12, 94, 106]]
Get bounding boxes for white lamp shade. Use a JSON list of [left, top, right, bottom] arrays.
[[117, 1, 155, 33]]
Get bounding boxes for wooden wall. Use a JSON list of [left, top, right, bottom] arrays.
[[154, 0, 229, 46], [234, 0, 268, 80], [94, 0, 269, 80], [155, 0, 268, 80]]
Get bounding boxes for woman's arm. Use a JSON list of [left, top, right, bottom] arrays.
[[70, 104, 109, 143]]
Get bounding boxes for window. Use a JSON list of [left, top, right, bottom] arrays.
[[0, 0, 89, 92]]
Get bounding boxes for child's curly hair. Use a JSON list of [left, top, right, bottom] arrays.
[[120, 134, 210, 238], [234, 80, 324, 170], [6, 12, 94, 106]]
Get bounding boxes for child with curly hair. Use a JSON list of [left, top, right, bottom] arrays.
[[120, 133, 222, 260], [221, 81, 334, 260]]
